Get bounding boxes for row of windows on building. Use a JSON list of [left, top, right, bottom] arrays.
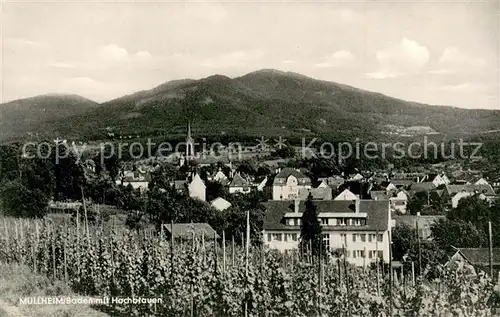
[[348, 250, 384, 259], [350, 233, 384, 243], [288, 218, 368, 227], [283, 248, 384, 259], [268, 233, 384, 243], [268, 233, 298, 242]]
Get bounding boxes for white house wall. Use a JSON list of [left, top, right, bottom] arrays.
[[263, 230, 390, 266]]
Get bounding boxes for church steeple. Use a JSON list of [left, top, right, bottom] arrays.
[[185, 119, 195, 160], [187, 120, 192, 141]]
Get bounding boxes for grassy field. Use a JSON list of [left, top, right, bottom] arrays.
[[0, 262, 109, 317]]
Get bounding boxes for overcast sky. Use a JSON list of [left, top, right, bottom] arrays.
[[2, 0, 499, 109]]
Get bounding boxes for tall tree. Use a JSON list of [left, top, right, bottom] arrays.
[[0, 180, 48, 218], [407, 191, 428, 215], [431, 218, 487, 249], [51, 143, 85, 201], [392, 223, 448, 277], [300, 193, 323, 258]]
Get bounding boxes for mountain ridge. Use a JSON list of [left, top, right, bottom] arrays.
[[1, 69, 499, 141], [0, 94, 99, 141]]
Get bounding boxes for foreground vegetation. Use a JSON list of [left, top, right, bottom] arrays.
[[0, 261, 108, 317], [1, 217, 500, 317]]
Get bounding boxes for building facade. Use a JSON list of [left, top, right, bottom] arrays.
[[188, 173, 206, 201], [272, 168, 312, 200], [262, 200, 392, 266], [389, 191, 408, 213], [229, 173, 252, 194]]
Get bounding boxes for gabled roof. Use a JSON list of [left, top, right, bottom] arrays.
[[453, 247, 500, 265], [187, 173, 205, 186], [298, 187, 332, 200], [318, 177, 345, 189], [370, 190, 389, 200], [273, 168, 311, 185], [210, 197, 232, 211], [393, 215, 445, 230], [212, 169, 228, 180], [434, 189, 445, 197], [229, 173, 250, 187], [262, 200, 389, 232], [454, 173, 484, 183], [350, 173, 364, 180], [445, 184, 495, 196], [163, 223, 220, 239], [254, 176, 268, 186], [334, 188, 358, 200], [412, 182, 436, 192]]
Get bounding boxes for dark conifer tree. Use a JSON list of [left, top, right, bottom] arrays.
[[300, 193, 323, 259]]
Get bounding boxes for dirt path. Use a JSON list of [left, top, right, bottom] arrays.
[[0, 299, 25, 317]]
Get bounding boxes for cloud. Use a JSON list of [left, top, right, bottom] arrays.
[[315, 50, 356, 68], [365, 38, 430, 79], [429, 47, 486, 74], [100, 44, 129, 61], [437, 82, 489, 93], [99, 44, 152, 63], [135, 51, 152, 60], [201, 50, 265, 68], [283, 60, 297, 64]]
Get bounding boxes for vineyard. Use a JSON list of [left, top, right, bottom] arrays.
[[1, 216, 500, 317]]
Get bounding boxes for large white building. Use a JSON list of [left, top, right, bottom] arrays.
[[272, 168, 312, 200], [262, 199, 392, 266]]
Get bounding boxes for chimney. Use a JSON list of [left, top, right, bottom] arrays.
[[294, 199, 300, 213]]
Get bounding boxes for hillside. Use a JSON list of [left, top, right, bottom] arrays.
[[3, 70, 500, 141], [0, 94, 99, 141]]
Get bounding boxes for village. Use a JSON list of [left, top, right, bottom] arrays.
[[42, 121, 498, 275]]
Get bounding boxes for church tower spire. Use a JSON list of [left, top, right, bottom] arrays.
[[186, 119, 195, 160]]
